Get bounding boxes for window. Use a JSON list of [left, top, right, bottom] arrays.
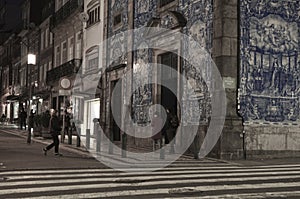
[[159, 0, 175, 8], [113, 13, 122, 27], [68, 37, 74, 61], [55, 46, 61, 67], [48, 61, 52, 70], [40, 31, 45, 50], [62, 41, 67, 63], [44, 64, 48, 82], [40, 64, 44, 82], [45, 28, 49, 48], [75, 32, 82, 59], [160, 52, 178, 80], [87, 5, 100, 27], [85, 46, 99, 72], [49, 32, 53, 45]]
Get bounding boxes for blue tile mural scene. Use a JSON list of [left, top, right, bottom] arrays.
[[239, 0, 300, 124], [131, 0, 213, 125]]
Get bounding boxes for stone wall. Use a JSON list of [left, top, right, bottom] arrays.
[[245, 125, 300, 159]]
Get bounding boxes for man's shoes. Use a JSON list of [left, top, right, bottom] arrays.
[[55, 153, 62, 156], [43, 148, 47, 156]]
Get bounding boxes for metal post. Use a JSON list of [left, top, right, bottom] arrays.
[[95, 123, 101, 152], [86, 129, 90, 149], [170, 139, 175, 154], [160, 137, 165, 159], [121, 133, 127, 158], [68, 126, 72, 145], [108, 129, 113, 154], [61, 96, 65, 143], [76, 128, 81, 147]]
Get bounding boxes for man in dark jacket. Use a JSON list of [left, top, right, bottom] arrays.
[[43, 110, 62, 156], [20, 109, 27, 130]]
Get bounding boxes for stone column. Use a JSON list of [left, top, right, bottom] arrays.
[[212, 0, 244, 159]]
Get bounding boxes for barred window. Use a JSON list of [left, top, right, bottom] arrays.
[[87, 5, 100, 27]]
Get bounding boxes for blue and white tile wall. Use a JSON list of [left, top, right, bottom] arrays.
[[107, 0, 129, 67], [132, 0, 213, 125], [132, 0, 156, 125], [181, 0, 213, 125], [239, 0, 300, 124]]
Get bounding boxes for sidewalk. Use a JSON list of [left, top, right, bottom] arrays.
[[2, 124, 300, 167], [0, 124, 90, 157]]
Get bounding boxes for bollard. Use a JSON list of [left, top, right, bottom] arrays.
[[68, 127, 72, 145], [121, 133, 127, 158], [160, 137, 165, 159], [108, 130, 113, 154], [76, 128, 81, 147], [170, 140, 175, 154], [86, 129, 90, 149], [193, 133, 200, 159], [96, 125, 101, 152]]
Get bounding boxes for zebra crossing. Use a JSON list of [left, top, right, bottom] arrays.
[[1, 159, 300, 198]]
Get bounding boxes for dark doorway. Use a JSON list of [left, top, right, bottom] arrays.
[[111, 79, 121, 141], [159, 52, 178, 114]]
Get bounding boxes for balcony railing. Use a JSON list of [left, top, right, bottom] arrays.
[[46, 59, 81, 83], [51, 0, 83, 29]]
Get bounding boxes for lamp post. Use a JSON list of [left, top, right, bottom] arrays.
[[27, 53, 36, 112]]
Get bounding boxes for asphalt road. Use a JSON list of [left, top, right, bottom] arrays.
[[1, 128, 300, 198]]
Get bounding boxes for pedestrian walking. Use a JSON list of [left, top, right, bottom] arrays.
[[20, 109, 27, 130], [27, 110, 34, 144], [1, 113, 6, 124], [151, 111, 163, 151], [43, 110, 62, 156]]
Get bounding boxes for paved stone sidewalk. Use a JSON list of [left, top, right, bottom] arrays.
[[2, 123, 299, 166]]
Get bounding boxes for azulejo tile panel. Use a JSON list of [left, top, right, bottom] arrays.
[[239, 0, 300, 124], [131, 0, 213, 125], [107, 0, 129, 67]]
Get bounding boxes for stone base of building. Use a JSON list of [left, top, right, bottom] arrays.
[[208, 117, 244, 160], [245, 150, 300, 159], [244, 125, 300, 159]]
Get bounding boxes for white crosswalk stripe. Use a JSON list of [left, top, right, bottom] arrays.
[[1, 160, 300, 198]]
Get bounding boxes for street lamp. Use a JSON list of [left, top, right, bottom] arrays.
[[27, 53, 36, 112], [27, 53, 36, 65]]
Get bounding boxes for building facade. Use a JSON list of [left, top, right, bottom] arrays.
[[47, 0, 83, 118], [0, 0, 299, 159]]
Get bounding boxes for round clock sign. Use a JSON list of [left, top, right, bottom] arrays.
[[60, 78, 71, 89]]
